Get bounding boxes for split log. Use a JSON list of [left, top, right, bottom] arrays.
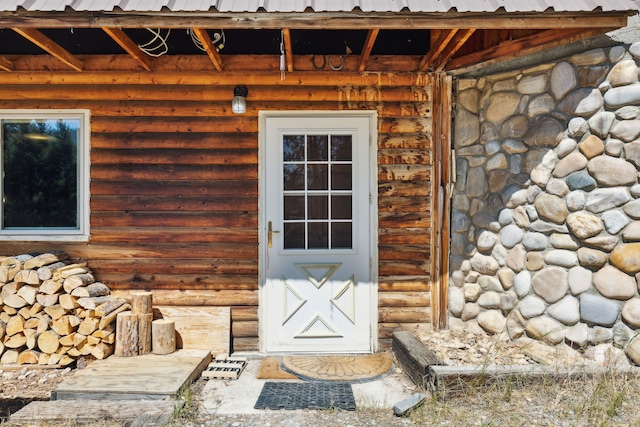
[[43, 305, 67, 320], [99, 303, 130, 330], [152, 319, 176, 355], [55, 266, 89, 281], [0, 282, 21, 301], [39, 279, 63, 295], [131, 291, 153, 315], [36, 316, 50, 334], [59, 333, 76, 347], [138, 313, 153, 355], [3, 306, 17, 316], [115, 311, 139, 357], [29, 302, 44, 317], [95, 298, 127, 317], [38, 352, 50, 365], [62, 273, 95, 293], [18, 306, 32, 320], [0, 321, 5, 339], [77, 296, 111, 310], [17, 285, 38, 305], [59, 294, 79, 310], [17, 349, 40, 364], [71, 282, 110, 298], [1, 349, 19, 364], [3, 294, 28, 309], [6, 316, 24, 337], [91, 342, 114, 360], [78, 317, 99, 336], [51, 316, 75, 336], [0, 265, 9, 283], [23, 252, 68, 270], [36, 293, 59, 307], [91, 323, 115, 339], [37, 330, 60, 354], [14, 269, 40, 285], [4, 333, 27, 349], [23, 318, 40, 330], [25, 329, 38, 349]]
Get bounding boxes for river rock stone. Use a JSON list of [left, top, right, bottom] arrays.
[[588, 111, 615, 138], [478, 291, 501, 309], [529, 220, 569, 234], [566, 191, 586, 211], [466, 167, 488, 198], [548, 296, 580, 325], [530, 150, 558, 187], [623, 200, 640, 219], [584, 236, 620, 252], [593, 265, 636, 300], [580, 293, 621, 327], [514, 271, 532, 298], [500, 115, 529, 138], [610, 119, 640, 142], [486, 92, 520, 123], [587, 156, 638, 187], [452, 211, 471, 232], [535, 194, 567, 225], [525, 317, 565, 345], [500, 224, 524, 249], [625, 141, 640, 168], [566, 211, 604, 239], [461, 303, 480, 321], [553, 152, 588, 178], [486, 153, 507, 171], [528, 93, 555, 117], [550, 61, 576, 99], [506, 244, 526, 272], [513, 206, 530, 228], [524, 116, 563, 147], [585, 188, 631, 213], [550, 233, 579, 250], [449, 287, 465, 317], [602, 210, 630, 234], [519, 295, 547, 318], [497, 267, 514, 290], [477, 310, 507, 335], [455, 108, 480, 147], [556, 138, 577, 158], [607, 59, 639, 87], [575, 89, 604, 116], [566, 171, 597, 192], [622, 222, 640, 241], [470, 253, 500, 275], [527, 252, 545, 271], [567, 117, 589, 139], [577, 247, 608, 269], [519, 74, 548, 94], [610, 243, 640, 274], [613, 323, 634, 347], [578, 135, 604, 159], [627, 335, 640, 366], [603, 83, 640, 108], [622, 298, 640, 328], [477, 230, 498, 253], [545, 250, 578, 268], [464, 282, 481, 302], [568, 266, 592, 295], [458, 88, 479, 113], [546, 179, 569, 197], [523, 232, 548, 251], [532, 267, 569, 303], [565, 323, 589, 348]]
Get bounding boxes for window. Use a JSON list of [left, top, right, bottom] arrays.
[[0, 110, 90, 241]]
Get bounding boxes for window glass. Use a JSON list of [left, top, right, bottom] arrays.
[[0, 111, 89, 240]]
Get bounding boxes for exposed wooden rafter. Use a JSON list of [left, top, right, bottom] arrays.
[[446, 28, 609, 74], [12, 27, 83, 71], [431, 28, 476, 72], [358, 28, 379, 72], [191, 28, 224, 71], [419, 29, 458, 71], [0, 55, 14, 71], [282, 28, 293, 72], [102, 27, 152, 72]]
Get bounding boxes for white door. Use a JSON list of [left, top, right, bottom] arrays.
[[260, 112, 377, 353]]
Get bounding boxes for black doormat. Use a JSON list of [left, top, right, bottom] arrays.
[[254, 382, 356, 410]]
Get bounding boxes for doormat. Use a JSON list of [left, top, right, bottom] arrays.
[[281, 352, 393, 383], [254, 382, 356, 411], [257, 357, 298, 379]]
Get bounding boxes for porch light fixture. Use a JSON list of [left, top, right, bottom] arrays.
[[232, 85, 248, 114]]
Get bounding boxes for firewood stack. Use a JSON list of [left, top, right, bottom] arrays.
[[0, 252, 128, 366]]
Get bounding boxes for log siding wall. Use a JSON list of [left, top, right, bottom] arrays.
[[0, 71, 432, 351]]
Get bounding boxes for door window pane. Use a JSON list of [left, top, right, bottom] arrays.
[[307, 135, 328, 161], [284, 223, 305, 249], [283, 164, 305, 191], [331, 135, 352, 161], [308, 222, 328, 249], [284, 195, 305, 220], [331, 223, 353, 248], [283, 135, 305, 161], [331, 165, 352, 190], [308, 195, 328, 220], [331, 195, 352, 219], [307, 164, 328, 190]]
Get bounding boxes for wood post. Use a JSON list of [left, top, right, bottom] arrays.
[[152, 319, 176, 355], [131, 291, 153, 315], [114, 311, 139, 357]]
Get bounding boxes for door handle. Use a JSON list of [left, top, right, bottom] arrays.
[[268, 221, 280, 248]]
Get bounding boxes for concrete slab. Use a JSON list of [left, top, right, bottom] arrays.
[[53, 349, 212, 400], [199, 358, 419, 415]]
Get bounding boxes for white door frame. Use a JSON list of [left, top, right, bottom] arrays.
[[258, 110, 379, 354]]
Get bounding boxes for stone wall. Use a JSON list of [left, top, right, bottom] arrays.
[[451, 42, 640, 364]]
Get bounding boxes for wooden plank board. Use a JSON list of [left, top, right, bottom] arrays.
[[154, 306, 230, 355], [392, 331, 441, 388]]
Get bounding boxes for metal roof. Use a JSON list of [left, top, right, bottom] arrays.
[[1, 0, 638, 13]]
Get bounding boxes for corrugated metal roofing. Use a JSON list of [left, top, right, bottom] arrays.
[[0, 0, 638, 13]]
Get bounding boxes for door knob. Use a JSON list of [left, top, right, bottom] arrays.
[[268, 221, 280, 248]]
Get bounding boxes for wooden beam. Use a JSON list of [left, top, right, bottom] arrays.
[[446, 28, 606, 73], [191, 28, 223, 71], [419, 29, 458, 72], [0, 11, 631, 30], [431, 29, 476, 72], [430, 72, 452, 330], [102, 27, 152, 72], [282, 28, 294, 72], [358, 28, 379, 72], [12, 28, 83, 71], [0, 55, 14, 71]]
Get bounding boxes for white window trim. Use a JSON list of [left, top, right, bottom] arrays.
[[0, 109, 90, 242]]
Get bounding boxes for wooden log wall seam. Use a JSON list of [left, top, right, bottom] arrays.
[[0, 71, 433, 351]]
